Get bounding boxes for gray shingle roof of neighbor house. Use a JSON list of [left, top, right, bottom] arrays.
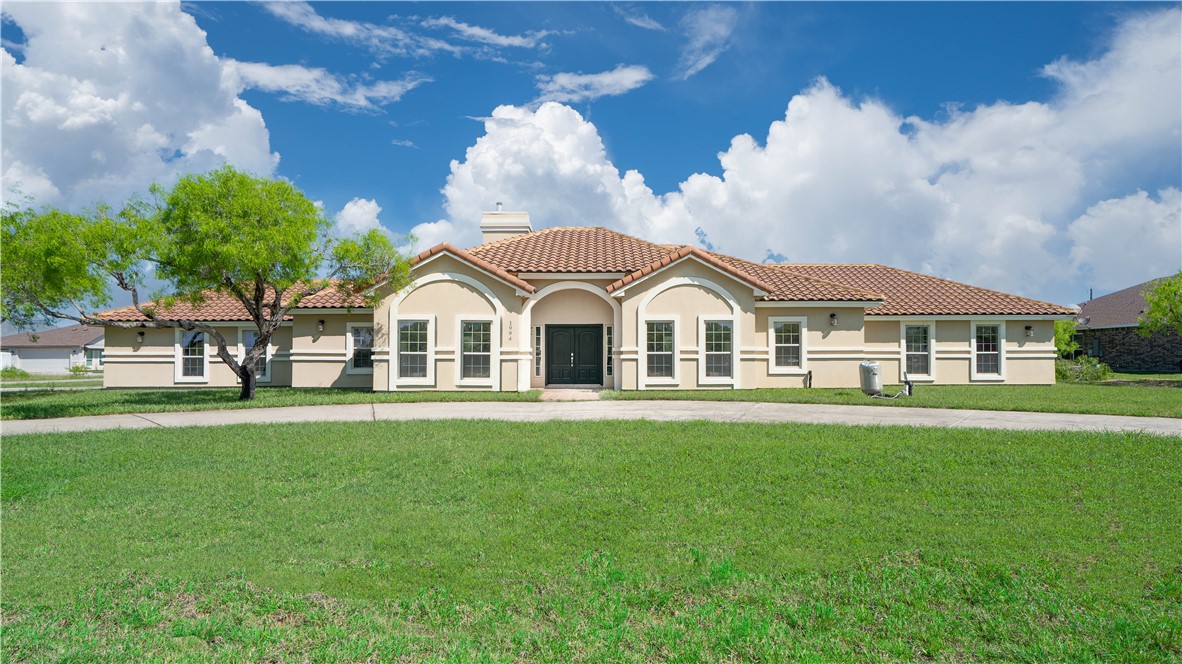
[[1075, 277, 1169, 329], [0, 324, 103, 349]]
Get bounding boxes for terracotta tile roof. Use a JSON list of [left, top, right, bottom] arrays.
[[467, 227, 673, 273], [605, 246, 776, 294], [1076, 277, 1167, 328], [412, 243, 536, 293], [780, 264, 1075, 316], [705, 252, 885, 302], [95, 282, 366, 322], [1, 324, 103, 349]]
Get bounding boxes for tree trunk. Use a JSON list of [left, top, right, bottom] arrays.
[[239, 366, 256, 401]]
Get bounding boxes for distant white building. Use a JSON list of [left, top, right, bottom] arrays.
[[0, 325, 104, 373]]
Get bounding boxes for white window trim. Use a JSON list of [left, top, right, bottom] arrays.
[[970, 321, 1006, 381], [174, 328, 209, 384], [345, 322, 375, 375], [899, 320, 936, 382], [767, 316, 808, 375], [394, 315, 436, 386], [698, 316, 738, 386], [237, 327, 273, 383], [641, 316, 679, 386], [455, 315, 497, 388]]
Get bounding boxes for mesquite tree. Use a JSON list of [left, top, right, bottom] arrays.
[[2, 166, 411, 400], [1138, 272, 1182, 338]]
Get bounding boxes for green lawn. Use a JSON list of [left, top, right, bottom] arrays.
[[603, 382, 1182, 418], [3, 421, 1179, 661], [0, 386, 541, 420]]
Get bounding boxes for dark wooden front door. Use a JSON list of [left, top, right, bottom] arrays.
[[546, 325, 602, 385]]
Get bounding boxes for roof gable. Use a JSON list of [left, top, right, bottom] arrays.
[[411, 243, 536, 294]]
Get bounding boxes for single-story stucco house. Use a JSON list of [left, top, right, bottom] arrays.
[[97, 210, 1075, 391], [0, 324, 104, 373], [1076, 277, 1182, 373]]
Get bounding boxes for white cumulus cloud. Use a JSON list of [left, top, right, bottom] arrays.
[[428, 8, 1181, 305], [1, 2, 279, 209], [535, 65, 654, 104], [334, 197, 383, 235]]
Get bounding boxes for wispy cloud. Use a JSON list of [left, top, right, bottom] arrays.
[[612, 5, 665, 32], [261, 1, 458, 59], [535, 64, 654, 104], [675, 5, 738, 80], [232, 61, 431, 111], [421, 16, 553, 49], [391, 138, 418, 148]]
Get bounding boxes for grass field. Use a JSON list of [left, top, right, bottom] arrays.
[[603, 381, 1182, 418], [0, 386, 541, 420], [3, 420, 1180, 660]]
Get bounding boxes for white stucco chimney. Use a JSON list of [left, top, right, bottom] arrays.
[[479, 206, 532, 244]]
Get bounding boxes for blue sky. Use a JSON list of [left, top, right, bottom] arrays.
[[2, 2, 1180, 306]]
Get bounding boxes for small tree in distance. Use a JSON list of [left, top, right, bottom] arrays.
[[1, 166, 412, 400], [1138, 272, 1182, 338]]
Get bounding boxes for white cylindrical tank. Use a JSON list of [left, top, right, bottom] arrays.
[[859, 360, 882, 396]]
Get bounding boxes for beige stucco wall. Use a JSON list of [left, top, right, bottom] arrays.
[[290, 313, 374, 388], [103, 325, 294, 388], [863, 317, 1056, 385], [378, 254, 528, 391], [616, 259, 757, 390]]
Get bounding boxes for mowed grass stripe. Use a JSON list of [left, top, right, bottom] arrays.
[[0, 386, 542, 420], [603, 382, 1182, 418], [3, 420, 1178, 607]]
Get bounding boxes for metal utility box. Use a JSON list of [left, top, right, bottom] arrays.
[[859, 360, 882, 396]]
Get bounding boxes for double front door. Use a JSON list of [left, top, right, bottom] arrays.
[[546, 325, 602, 385]]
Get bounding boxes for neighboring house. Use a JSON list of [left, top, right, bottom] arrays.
[[1075, 278, 1182, 373], [98, 210, 1074, 391], [0, 324, 104, 373]]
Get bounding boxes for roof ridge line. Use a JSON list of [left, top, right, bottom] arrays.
[[868, 263, 1072, 309]]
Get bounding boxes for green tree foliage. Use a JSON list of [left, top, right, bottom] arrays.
[[1137, 272, 1182, 337], [1054, 320, 1080, 359], [2, 166, 412, 400]]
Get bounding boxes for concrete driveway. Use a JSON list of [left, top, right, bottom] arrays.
[[3, 400, 1179, 436]]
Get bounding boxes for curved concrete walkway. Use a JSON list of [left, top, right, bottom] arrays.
[[3, 400, 1179, 436]]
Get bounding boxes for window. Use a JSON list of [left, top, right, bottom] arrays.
[[350, 326, 374, 371], [84, 348, 103, 369], [534, 326, 542, 377], [461, 321, 492, 379], [605, 326, 613, 377], [904, 325, 930, 375], [703, 321, 733, 378], [241, 329, 268, 379], [181, 331, 205, 378], [975, 325, 1000, 375], [773, 321, 801, 368], [398, 321, 429, 378], [646, 321, 674, 378]]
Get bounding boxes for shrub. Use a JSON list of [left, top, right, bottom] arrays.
[[1056, 357, 1114, 382], [1, 366, 31, 380], [68, 364, 90, 375]]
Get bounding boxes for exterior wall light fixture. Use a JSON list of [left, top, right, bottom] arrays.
[[1025, 324, 1034, 337], [317, 319, 325, 332], [136, 331, 145, 342], [829, 313, 838, 326]]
